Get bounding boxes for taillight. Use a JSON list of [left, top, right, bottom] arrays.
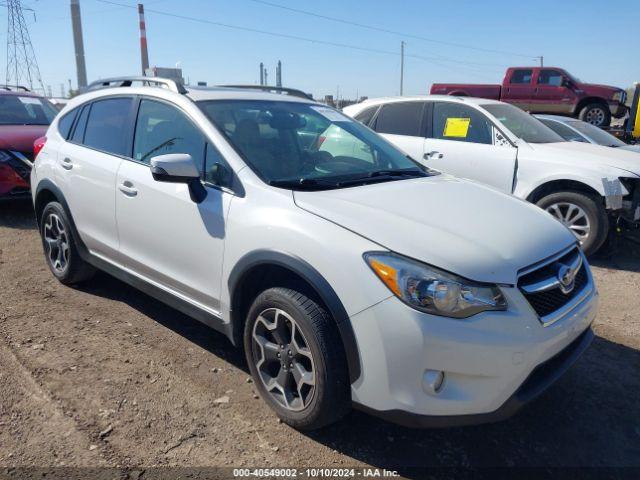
[[34, 136, 47, 158]]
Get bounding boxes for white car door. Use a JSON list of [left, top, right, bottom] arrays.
[[422, 101, 517, 193], [55, 97, 134, 260], [115, 98, 232, 313], [373, 101, 427, 162]]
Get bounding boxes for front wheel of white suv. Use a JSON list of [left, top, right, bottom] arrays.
[[243, 287, 351, 430], [536, 191, 609, 256]]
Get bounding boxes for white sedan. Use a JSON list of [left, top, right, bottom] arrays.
[[344, 96, 640, 255]]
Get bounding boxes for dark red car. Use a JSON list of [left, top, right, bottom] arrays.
[[431, 67, 628, 127], [0, 87, 57, 199]]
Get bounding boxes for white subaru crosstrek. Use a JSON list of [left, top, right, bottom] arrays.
[[31, 77, 597, 430]]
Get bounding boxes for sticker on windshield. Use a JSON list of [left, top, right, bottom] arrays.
[[443, 117, 470, 138], [311, 106, 352, 122], [18, 96, 42, 105]]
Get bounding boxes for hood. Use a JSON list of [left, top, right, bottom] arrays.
[[0, 125, 48, 156], [579, 83, 620, 96], [294, 175, 575, 285], [527, 142, 640, 177], [619, 144, 640, 154]]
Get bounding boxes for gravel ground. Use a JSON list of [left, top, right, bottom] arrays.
[[1, 200, 639, 476]]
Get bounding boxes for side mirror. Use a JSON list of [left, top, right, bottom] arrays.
[[150, 153, 200, 183], [562, 77, 572, 88], [150, 153, 207, 203]]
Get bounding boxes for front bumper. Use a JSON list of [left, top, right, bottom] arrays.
[[609, 101, 629, 118], [355, 327, 593, 428], [349, 282, 597, 427]]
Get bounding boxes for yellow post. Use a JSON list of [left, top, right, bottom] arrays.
[[634, 98, 640, 138]]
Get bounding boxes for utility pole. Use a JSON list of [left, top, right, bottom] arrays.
[[138, 4, 150, 74], [400, 41, 405, 96], [259, 62, 264, 85], [276, 60, 282, 87], [264, 68, 268, 86], [5, 0, 45, 93], [70, 0, 88, 89], [536, 55, 543, 67]]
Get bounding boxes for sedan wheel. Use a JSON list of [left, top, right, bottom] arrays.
[[546, 202, 591, 244], [251, 307, 316, 412]]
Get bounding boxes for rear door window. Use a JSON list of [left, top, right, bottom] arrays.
[[510, 69, 533, 84], [374, 102, 424, 137], [83, 98, 133, 156]]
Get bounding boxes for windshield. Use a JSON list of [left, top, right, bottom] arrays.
[[482, 103, 564, 144], [0, 95, 58, 125], [567, 120, 626, 147], [198, 100, 429, 189]]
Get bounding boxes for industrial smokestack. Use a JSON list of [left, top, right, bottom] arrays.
[[259, 62, 264, 86], [138, 4, 149, 74], [70, 0, 87, 88], [276, 60, 282, 87]]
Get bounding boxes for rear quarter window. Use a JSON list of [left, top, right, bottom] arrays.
[[57, 109, 78, 139]]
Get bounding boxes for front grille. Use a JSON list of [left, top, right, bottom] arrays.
[[518, 248, 591, 321]]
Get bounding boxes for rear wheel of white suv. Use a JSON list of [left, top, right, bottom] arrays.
[[40, 201, 96, 284], [537, 191, 609, 256], [243, 287, 350, 430]]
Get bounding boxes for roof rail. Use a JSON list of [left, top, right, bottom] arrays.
[[0, 84, 31, 92], [219, 85, 313, 100], [86, 76, 187, 94]]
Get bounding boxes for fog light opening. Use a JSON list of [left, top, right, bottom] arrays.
[[423, 369, 445, 395]]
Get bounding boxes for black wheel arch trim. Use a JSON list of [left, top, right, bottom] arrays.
[[228, 249, 362, 384]]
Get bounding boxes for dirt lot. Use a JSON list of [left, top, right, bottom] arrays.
[[1, 200, 639, 476]]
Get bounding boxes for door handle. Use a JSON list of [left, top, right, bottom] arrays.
[[60, 157, 73, 170], [118, 181, 138, 197], [424, 151, 444, 160]]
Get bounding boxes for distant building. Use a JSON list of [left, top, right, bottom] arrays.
[[145, 67, 184, 84]]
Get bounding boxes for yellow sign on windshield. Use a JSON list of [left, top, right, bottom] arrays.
[[443, 117, 471, 138]]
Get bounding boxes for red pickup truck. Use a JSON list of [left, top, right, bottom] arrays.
[[430, 67, 628, 127]]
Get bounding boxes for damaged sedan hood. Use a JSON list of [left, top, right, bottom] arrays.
[[294, 175, 575, 285]]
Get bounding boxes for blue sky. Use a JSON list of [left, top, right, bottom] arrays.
[[5, 0, 639, 99]]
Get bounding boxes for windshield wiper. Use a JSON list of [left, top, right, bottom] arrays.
[[268, 178, 339, 190], [335, 169, 427, 187]]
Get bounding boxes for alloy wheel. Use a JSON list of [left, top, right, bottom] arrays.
[[43, 213, 70, 273], [546, 202, 591, 244], [585, 107, 606, 125], [251, 308, 316, 412]]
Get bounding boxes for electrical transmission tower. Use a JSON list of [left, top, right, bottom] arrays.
[[5, 0, 45, 93]]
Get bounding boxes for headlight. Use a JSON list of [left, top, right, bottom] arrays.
[[364, 252, 507, 318], [612, 91, 625, 103]]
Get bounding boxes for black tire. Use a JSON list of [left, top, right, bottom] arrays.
[[243, 287, 350, 430], [39, 201, 95, 284], [536, 191, 609, 256], [578, 102, 611, 127]]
